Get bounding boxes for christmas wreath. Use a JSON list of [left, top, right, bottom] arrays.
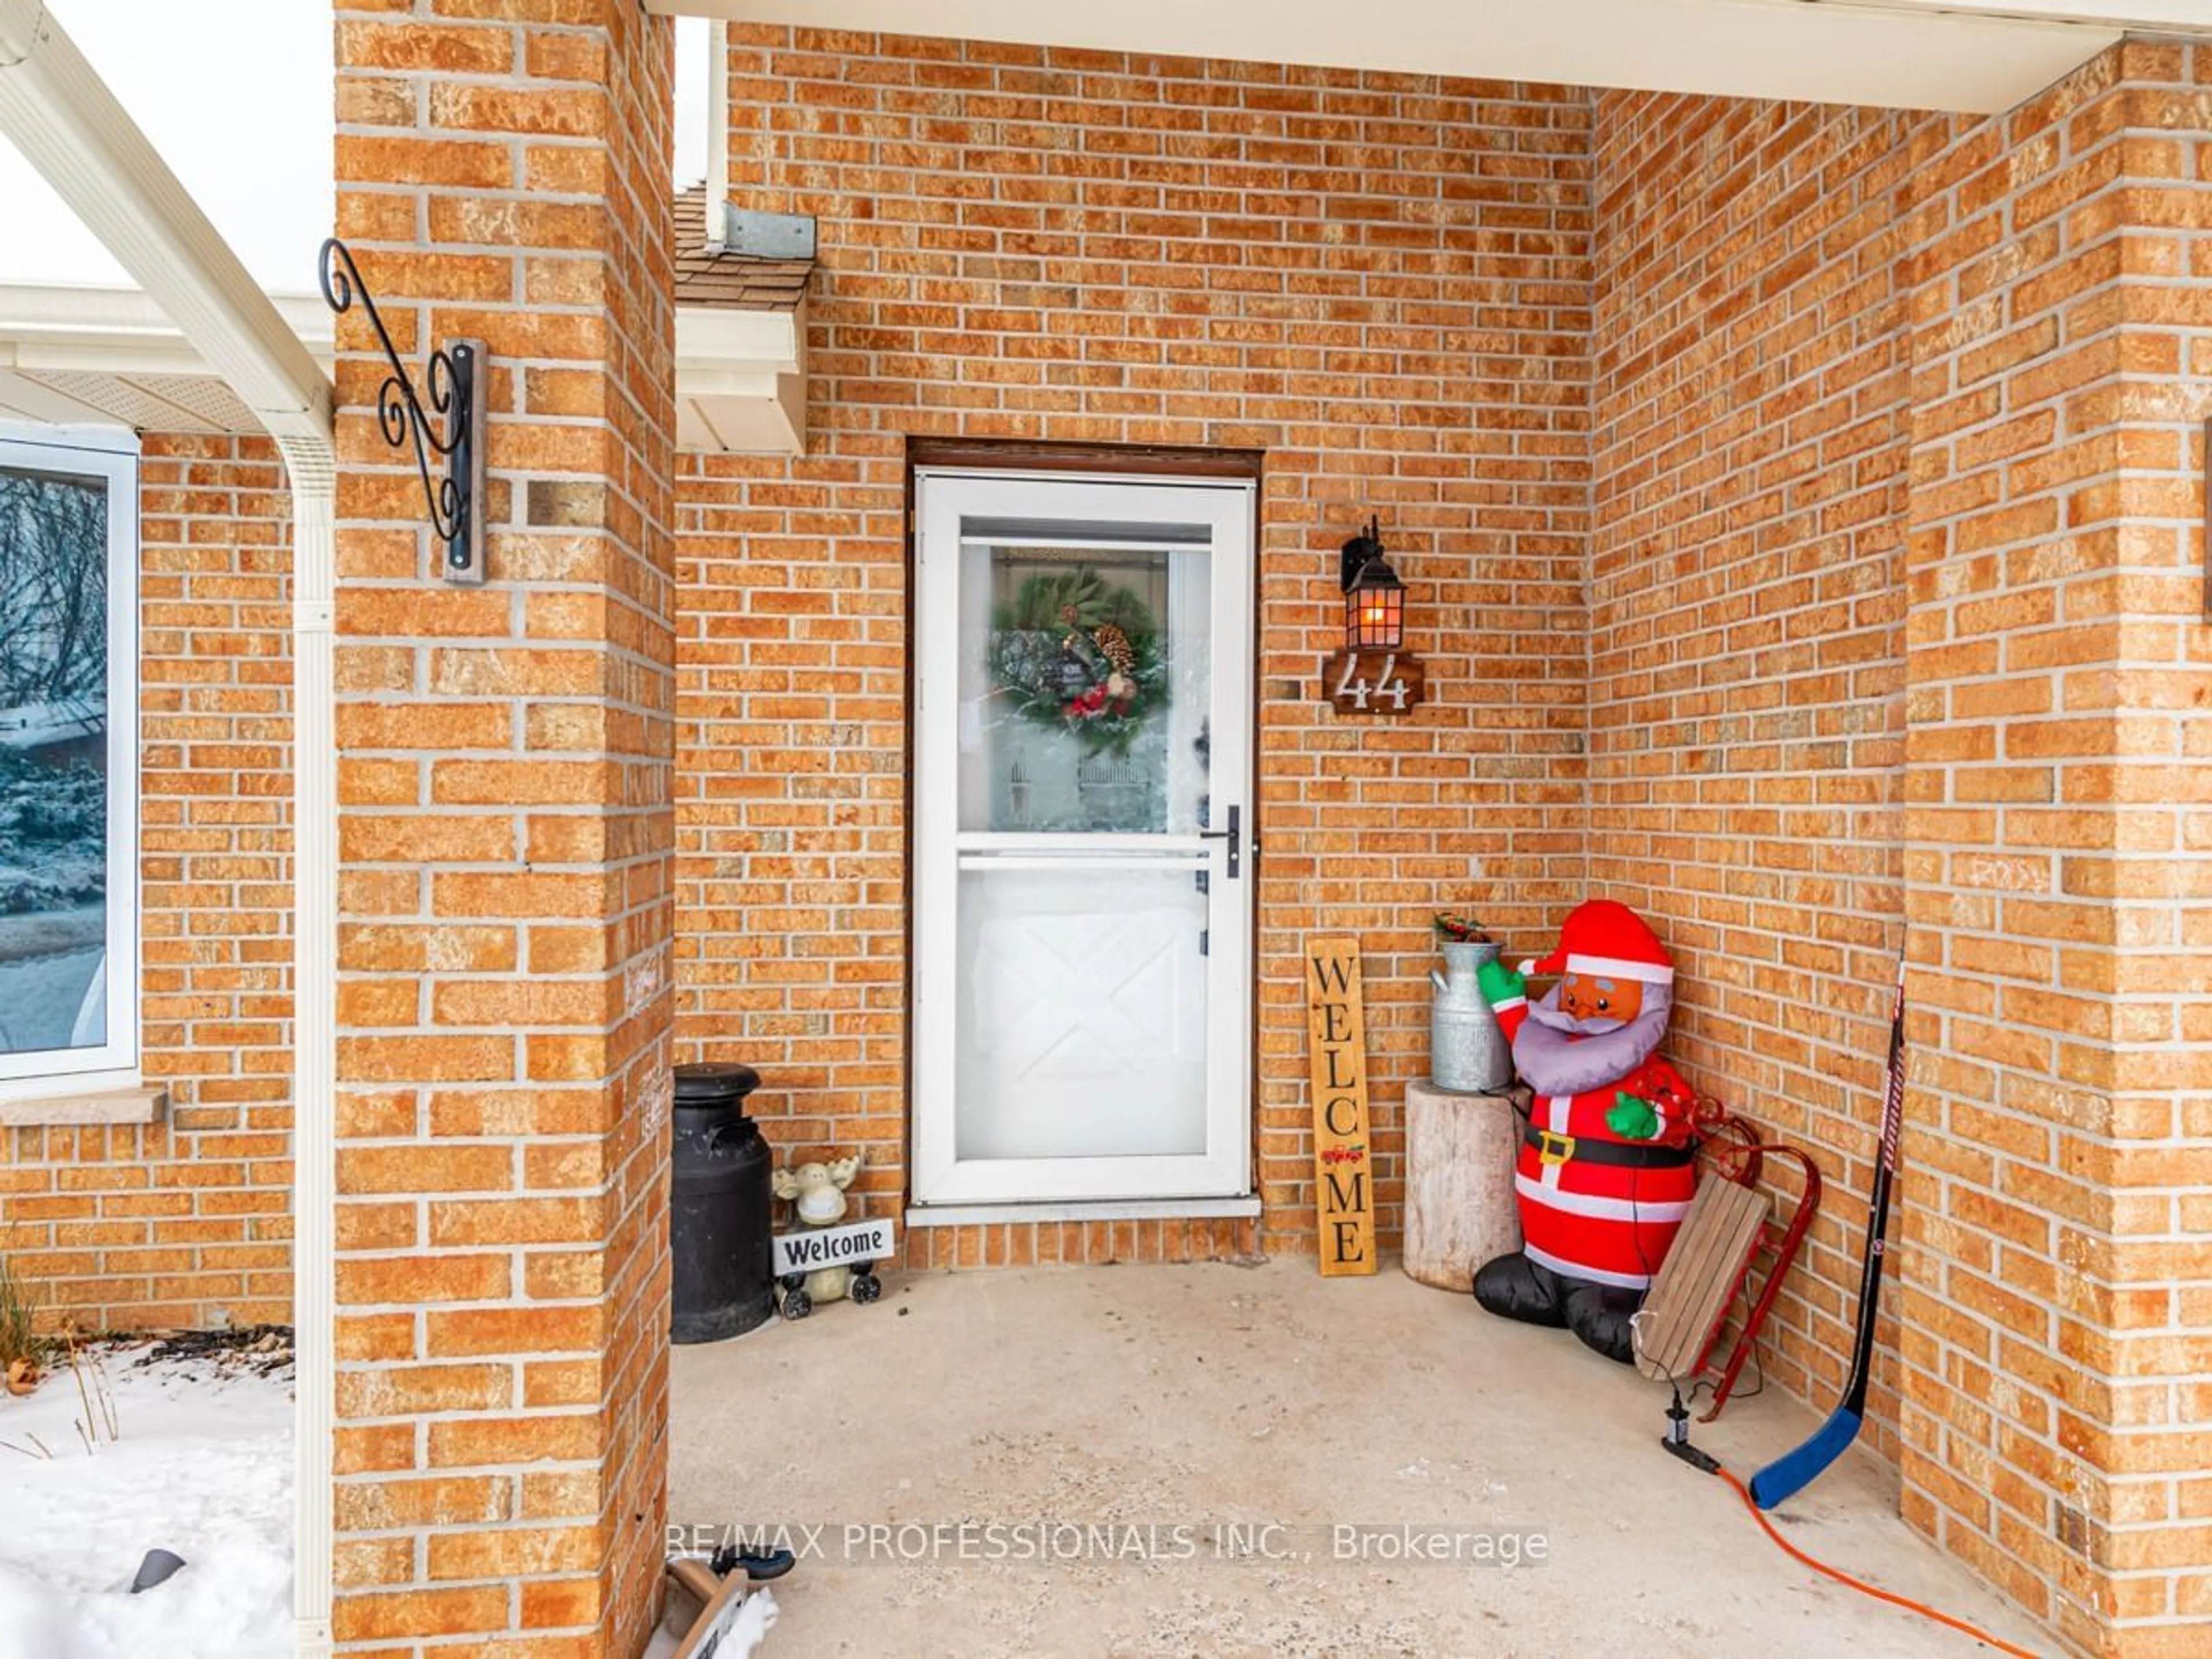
[[988, 567, 1170, 756]]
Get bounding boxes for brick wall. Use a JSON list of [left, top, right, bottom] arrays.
[[1897, 42, 2212, 1657], [0, 432, 294, 1333], [1588, 43, 2212, 1657], [677, 28, 1596, 1265], [1588, 93, 1929, 1445]]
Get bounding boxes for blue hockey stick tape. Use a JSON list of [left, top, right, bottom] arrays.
[[1748, 1407, 1863, 1510]]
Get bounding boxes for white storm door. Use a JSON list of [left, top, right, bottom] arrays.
[[912, 471, 1253, 1206]]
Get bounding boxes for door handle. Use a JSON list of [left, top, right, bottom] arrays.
[[1199, 804, 1240, 880]]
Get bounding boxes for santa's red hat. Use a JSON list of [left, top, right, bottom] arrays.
[[1516, 899, 1674, 985]]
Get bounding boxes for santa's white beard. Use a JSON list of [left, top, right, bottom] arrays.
[[1513, 984, 1671, 1097], [1528, 1001, 1628, 1036]]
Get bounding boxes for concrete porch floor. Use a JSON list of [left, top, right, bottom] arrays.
[[670, 1259, 2053, 1657]]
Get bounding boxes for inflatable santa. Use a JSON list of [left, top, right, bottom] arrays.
[[1471, 899, 1698, 1363]]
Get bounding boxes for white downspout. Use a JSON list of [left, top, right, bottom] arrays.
[[0, 4, 337, 1655], [276, 449, 336, 1659], [704, 18, 729, 249]]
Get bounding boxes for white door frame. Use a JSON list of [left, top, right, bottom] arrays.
[[910, 468, 1255, 1207]]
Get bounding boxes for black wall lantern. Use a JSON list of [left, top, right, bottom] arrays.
[[1340, 516, 1406, 651], [1323, 516, 1423, 717], [320, 237, 488, 584]]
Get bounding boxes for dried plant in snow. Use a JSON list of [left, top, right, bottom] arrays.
[[0, 1253, 46, 1395], [65, 1332, 120, 1451]]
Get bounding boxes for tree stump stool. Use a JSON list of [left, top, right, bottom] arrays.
[[1403, 1077, 1522, 1291]]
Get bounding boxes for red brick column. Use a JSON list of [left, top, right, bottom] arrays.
[[331, 2, 675, 1650], [1901, 41, 2212, 1658]]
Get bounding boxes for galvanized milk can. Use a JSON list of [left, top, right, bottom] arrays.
[[1430, 940, 1513, 1092]]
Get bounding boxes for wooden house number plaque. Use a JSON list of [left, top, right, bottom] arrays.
[[1324, 650, 1424, 716]]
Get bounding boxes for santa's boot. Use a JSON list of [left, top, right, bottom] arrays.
[[1559, 1279, 1644, 1365], [1471, 1251, 1569, 1328]]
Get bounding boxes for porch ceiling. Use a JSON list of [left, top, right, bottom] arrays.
[[644, 0, 2157, 113]]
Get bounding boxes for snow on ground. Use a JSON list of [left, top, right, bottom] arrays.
[[0, 1347, 292, 1659]]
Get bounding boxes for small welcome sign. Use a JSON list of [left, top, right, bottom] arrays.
[[772, 1216, 896, 1279], [1304, 936, 1376, 1277]]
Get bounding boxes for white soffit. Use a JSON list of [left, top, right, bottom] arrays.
[[0, 282, 334, 371], [0, 283, 810, 456], [0, 281, 332, 435], [1839, 1, 2212, 26], [643, 0, 2152, 113], [676, 302, 806, 456]]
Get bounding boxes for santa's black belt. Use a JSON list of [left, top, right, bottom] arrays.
[[1521, 1121, 1694, 1170]]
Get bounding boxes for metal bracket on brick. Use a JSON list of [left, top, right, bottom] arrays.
[[723, 207, 816, 260], [319, 237, 488, 585]]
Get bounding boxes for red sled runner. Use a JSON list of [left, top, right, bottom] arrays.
[[1632, 1100, 1823, 1422]]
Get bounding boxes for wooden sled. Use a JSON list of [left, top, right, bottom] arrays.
[[665, 1556, 761, 1659], [1635, 1116, 1821, 1422]]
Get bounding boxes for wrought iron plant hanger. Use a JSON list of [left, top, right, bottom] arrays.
[[319, 237, 488, 583]]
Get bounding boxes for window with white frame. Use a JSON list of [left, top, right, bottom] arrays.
[[0, 429, 138, 1092]]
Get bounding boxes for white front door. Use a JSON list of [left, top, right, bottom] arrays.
[[911, 470, 1254, 1206]]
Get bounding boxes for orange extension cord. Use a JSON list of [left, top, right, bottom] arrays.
[[1716, 1468, 2040, 1657]]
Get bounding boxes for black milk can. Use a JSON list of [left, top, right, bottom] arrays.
[[669, 1061, 775, 1343]]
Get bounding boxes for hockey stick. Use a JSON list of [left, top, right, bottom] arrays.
[[1748, 950, 1907, 1510]]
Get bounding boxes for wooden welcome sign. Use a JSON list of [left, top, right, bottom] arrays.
[[1304, 936, 1376, 1277]]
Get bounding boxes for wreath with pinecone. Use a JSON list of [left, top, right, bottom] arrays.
[[988, 568, 1170, 756]]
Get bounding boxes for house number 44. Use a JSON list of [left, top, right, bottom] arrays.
[[1324, 649, 1425, 717]]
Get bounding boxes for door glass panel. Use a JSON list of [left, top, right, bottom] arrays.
[[953, 864, 1209, 1160], [915, 475, 1249, 1206], [956, 534, 1211, 836]]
